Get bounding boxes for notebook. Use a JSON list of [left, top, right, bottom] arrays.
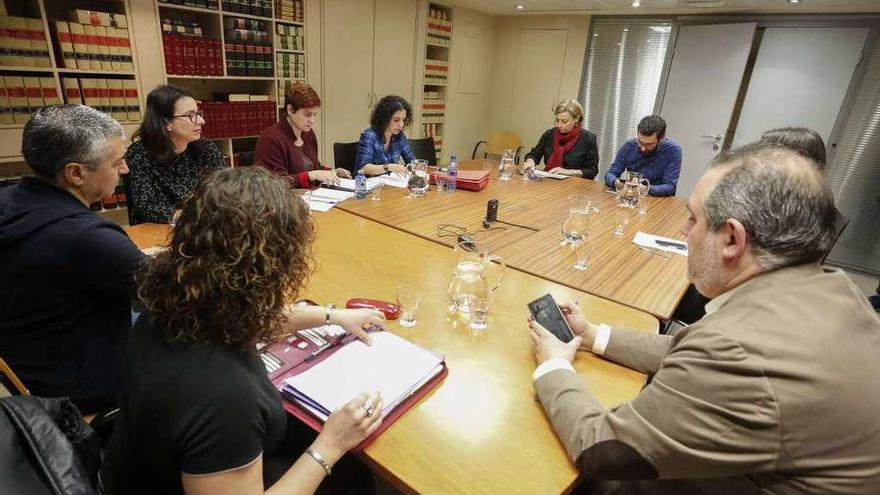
[[280, 332, 444, 421]]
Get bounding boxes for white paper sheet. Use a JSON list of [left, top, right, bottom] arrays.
[[374, 174, 409, 188], [532, 169, 569, 180], [282, 332, 444, 420], [633, 231, 689, 256]]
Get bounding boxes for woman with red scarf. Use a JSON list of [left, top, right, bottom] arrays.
[[522, 100, 599, 179]]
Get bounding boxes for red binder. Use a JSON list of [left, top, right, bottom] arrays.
[[266, 329, 447, 452], [430, 169, 489, 191]]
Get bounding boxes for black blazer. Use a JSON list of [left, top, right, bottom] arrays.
[[524, 128, 599, 179]]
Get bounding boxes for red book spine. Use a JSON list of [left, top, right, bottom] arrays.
[[172, 35, 183, 75], [213, 39, 223, 75]]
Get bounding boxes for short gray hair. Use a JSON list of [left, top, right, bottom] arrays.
[[21, 104, 125, 179], [705, 143, 836, 271]]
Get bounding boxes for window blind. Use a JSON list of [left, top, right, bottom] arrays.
[[826, 34, 880, 273], [579, 19, 672, 177]]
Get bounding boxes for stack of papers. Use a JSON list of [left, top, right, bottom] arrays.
[[281, 332, 445, 421], [632, 231, 689, 256], [532, 169, 569, 179], [306, 188, 354, 212]]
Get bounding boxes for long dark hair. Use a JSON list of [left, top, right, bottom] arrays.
[[137, 167, 315, 347], [370, 95, 412, 135], [134, 84, 208, 164]]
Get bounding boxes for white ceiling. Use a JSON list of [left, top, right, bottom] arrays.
[[450, 0, 880, 16]]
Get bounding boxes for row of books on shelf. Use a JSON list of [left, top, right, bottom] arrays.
[[426, 9, 451, 47], [62, 77, 142, 122], [0, 17, 51, 68], [222, 0, 273, 18], [424, 58, 448, 85], [0, 76, 59, 124], [225, 17, 272, 76], [161, 18, 204, 36], [163, 34, 223, 76], [275, 0, 305, 23], [158, 0, 220, 9], [200, 96, 276, 138], [276, 23, 304, 51], [53, 21, 133, 72], [90, 182, 127, 212], [69, 9, 128, 29], [276, 52, 305, 79], [422, 98, 445, 119]]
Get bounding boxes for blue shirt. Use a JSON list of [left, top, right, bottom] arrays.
[[355, 127, 415, 171], [604, 138, 682, 196]]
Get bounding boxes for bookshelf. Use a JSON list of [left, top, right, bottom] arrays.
[[0, 0, 144, 220], [155, 0, 308, 166], [421, 2, 451, 162]]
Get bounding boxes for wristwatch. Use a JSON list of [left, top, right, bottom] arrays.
[[383, 164, 390, 173]]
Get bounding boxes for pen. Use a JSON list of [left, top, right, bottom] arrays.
[[639, 246, 672, 258], [309, 198, 337, 205], [655, 239, 687, 250]]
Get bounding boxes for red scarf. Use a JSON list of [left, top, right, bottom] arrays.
[[547, 128, 581, 168]]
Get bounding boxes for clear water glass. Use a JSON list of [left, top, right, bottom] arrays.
[[571, 239, 592, 271], [637, 179, 651, 214], [612, 209, 630, 237], [370, 183, 384, 201], [396, 285, 422, 327], [467, 295, 491, 330], [499, 148, 515, 181], [435, 173, 449, 192]]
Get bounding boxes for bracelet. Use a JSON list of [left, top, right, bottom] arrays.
[[325, 304, 335, 325], [305, 447, 332, 475]]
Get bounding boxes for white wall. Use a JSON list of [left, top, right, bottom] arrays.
[[442, 6, 495, 161], [486, 15, 591, 151]]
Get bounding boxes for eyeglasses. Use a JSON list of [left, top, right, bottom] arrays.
[[636, 136, 659, 150], [172, 110, 204, 124]]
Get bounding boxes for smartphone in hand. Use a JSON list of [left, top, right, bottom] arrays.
[[527, 294, 575, 343]]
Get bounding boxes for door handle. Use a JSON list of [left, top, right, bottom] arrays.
[[701, 134, 723, 142]]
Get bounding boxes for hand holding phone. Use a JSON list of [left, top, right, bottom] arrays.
[[528, 294, 575, 343]]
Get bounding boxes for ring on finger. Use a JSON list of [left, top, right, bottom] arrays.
[[363, 404, 374, 416]]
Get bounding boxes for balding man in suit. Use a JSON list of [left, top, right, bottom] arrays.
[[530, 143, 880, 494]]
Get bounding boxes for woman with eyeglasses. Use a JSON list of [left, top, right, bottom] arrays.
[[125, 84, 227, 225]]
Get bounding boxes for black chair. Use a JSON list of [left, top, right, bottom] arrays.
[[333, 142, 359, 175], [235, 150, 255, 167], [409, 136, 437, 166]]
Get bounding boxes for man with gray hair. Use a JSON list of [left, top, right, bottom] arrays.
[[530, 143, 880, 494], [0, 105, 144, 414]]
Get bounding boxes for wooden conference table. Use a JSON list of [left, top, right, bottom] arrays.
[[126, 210, 658, 495], [337, 160, 691, 320]]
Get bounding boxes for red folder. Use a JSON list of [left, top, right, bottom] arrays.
[[430, 169, 489, 191], [266, 330, 447, 452]]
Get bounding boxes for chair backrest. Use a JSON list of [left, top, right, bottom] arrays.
[[473, 130, 525, 163], [486, 130, 522, 156], [822, 208, 850, 263], [333, 141, 359, 175], [0, 358, 29, 396], [409, 136, 436, 166]]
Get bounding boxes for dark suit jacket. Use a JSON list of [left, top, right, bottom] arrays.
[[536, 264, 880, 494], [524, 128, 599, 179]]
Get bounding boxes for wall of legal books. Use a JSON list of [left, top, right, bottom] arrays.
[[0, 0, 143, 223], [156, 0, 308, 169], [421, 2, 451, 161]]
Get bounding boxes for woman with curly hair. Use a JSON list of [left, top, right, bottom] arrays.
[[101, 167, 387, 495], [355, 95, 414, 177]]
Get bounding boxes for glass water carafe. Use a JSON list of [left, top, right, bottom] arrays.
[[448, 240, 505, 314]]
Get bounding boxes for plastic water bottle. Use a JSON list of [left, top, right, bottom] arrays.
[[354, 170, 367, 199], [447, 154, 458, 192]]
